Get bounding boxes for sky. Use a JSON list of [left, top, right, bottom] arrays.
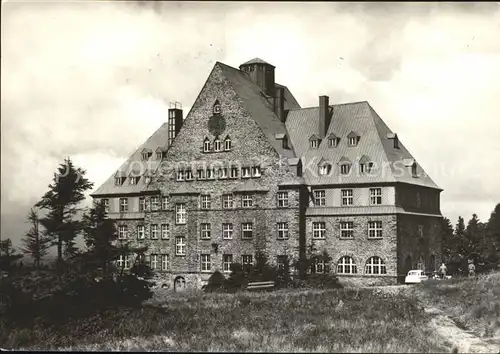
[[2, 1, 500, 252]]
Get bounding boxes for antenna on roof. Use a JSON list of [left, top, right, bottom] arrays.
[[169, 101, 182, 110]]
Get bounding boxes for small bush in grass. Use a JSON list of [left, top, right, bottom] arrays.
[[224, 263, 247, 293], [205, 271, 226, 293]]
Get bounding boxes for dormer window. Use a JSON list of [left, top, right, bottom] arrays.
[[340, 163, 351, 175], [252, 166, 261, 177], [213, 137, 222, 152], [115, 177, 126, 186], [144, 176, 151, 184], [224, 136, 232, 151], [156, 152, 162, 160], [213, 100, 221, 115], [309, 134, 321, 149], [141, 149, 152, 161], [203, 138, 211, 153], [319, 163, 332, 176], [347, 132, 359, 147], [327, 133, 339, 148], [129, 177, 140, 185], [142, 153, 149, 161], [359, 155, 373, 174]]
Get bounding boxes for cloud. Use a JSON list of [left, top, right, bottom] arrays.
[[1, 1, 500, 249]]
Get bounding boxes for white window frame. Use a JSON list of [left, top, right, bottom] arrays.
[[200, 223, 211, 239], [310, 139, 319, 149], [176, 170, 185, 181], [117, 254, 130, 269], [242, 223, 253, 239], [175, 236, 186, 256], [161, 224, 170, 240], [176, 204, 186, 224], [242, 194, 253, 208], [276, 191, 288, 208], [102, 198, 110, 213], [340, 163, 351, 175], [222, 223, 233, 239], [119, 198, 128, 212], [223, 254, 233, 273], [312, 222, 326, 239], [313, 259, 327, 274], [341, 189, 353, 206], [185, 169, 193, 181], [201, 195, 211, 210], [162, 196, 169, 210], [224, 138, 232, 151], [201, 254, 211, 272], [230, 167, 238, 179], [150, 254, 159, 270], [206, 169, 215, 180], [314, 190, 326, 206], [365, 256, 387, 275], [368, 221, 383, 239], [203, 139, 211, 152], [197, 169, 206, 180], [242, 167, 251, 178], [340, 221, 354, 239], [370, 188, 382, 205], [139, 197, 145, 212], [328, 138, 337, 148], [213, 138, 222, 152], [348, 136, 357, 146], [150, 224, 159, 239], [219, 168, 228, 179], [277, 222, 289, 239], [242, 255, 253, 266], [337, 256, 357, 274], [252, 166, 261, 178], [319, 164, 331, 176], [151, 196, 160, 211], [277, 255, 288, 271], [161, 254, 170, 271], [137, 225, 145, 240], [118, 225, 128, 240], [222, 194, 233, 209]]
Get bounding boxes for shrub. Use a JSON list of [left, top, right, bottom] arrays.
[[224, 263, 247, 293], [291, 273, 343, 289], [204, 271, 226, 293]]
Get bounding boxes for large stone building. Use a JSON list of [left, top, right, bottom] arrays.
[[91, 57, 443, 289]]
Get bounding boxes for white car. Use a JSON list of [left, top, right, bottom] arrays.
[[405, 270, 429, 284]]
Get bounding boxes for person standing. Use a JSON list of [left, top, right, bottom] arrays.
[[438, 262, 447, 279]]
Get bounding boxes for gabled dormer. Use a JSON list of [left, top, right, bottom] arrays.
[[327, 133, 339, 148], [387, 133, 399, 149], [213, 136, 222, 152], [338, 156, 352, 175], [114, 171, 127, 186], [155, 147, 168, 160], [213, 99, 221, 115], [143, 169, 154, 184], [128, 170, 141, 185], [203, 137, 211, 153], [275, 133, 290, 150], [318, 158, 332, 176], [309, 134, 321, 149], [347, 131, 360, 147], [141, 148, 153, 161], [358, 155, 373, 173], [224, 135, 232, 151]]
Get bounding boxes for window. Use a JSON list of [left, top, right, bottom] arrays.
[[213, 101, 221, 114], [230, 167, 238, 179], [222, 223, 233, 239], [162, 196, 169, 210], [328, 138, 338, 148], [242, 255, 253, 266], [219, 168, 228, 179], [340, 222, 354, 239], [118, 225, 128, 240], [222, 194, 233, 209], [176, 204, 186, 224], [150, 224, 159, 239], [277, 191, 289, 208], [115, 177, 123, 186], [137, 225, 145, 240], [340, 163, 351, 175], [175, 237, 186, 256], [197, 169, 205, 180], [156, 152, 162, 160], [214, 138, 222, 152], [200, 223, 211, 239], [119, 198, 128, 212], [139, 197, 145, 212], [360, 162, 374, 173], [151, 196, 159, 211], [176, 170, 185, 181], [348, 137, 357, 146], [169, 111, 176, 142], [201, 195, 211, 209], [129, 177, 140, 185], [185, 169, 193, 181], [223, 254, 233, 272], [418, 225, 424, 238], [312, 222, 326, 239], [370, 188, 382, 205], [144, 176, 151, 184], [161, 254, 170, 271], [242, 167, 251, 178], [319, 164, 332, 176], [203, 138, 211, 152], [341, 189, 353, 206], [102, 199, 109, 213], [365, 256, 387, 275], [242, 223, 253, 239], [150, 254, 159, 270], [277, 222, 289, 239], [142, 152, 150, 161], [313, 259, 328, 274], [368, 221, 383, 238], [277, 255, 288, 271], [117, 254, 130, 269], [161, 224, 170, 240], [252, 166, 261, 177], [310, 139, 319, 149], [314, 190, 326, 206], [242, 194, 253, 208], [224, 136, 232, 151], [416, 192, 421, 207], [201, 254, 211, 272], [412, 163, 418, 178], [206, 169, 215, 180], [337, 256, 357, 274]]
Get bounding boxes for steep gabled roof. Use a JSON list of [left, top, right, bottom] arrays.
[[240, 57, 275, 67]]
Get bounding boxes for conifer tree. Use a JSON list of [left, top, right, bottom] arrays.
[[21, 208, 51, 269]]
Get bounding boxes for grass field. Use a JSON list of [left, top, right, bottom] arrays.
[[2, 287, 451, 352]]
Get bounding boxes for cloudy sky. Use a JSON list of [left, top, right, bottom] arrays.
[[2, 1, 500, 251]]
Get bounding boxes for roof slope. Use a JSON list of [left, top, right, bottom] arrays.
[[285, 101, 440, 189], [91, 123, 169, 196]]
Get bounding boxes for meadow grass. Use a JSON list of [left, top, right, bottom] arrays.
[[1, 287, 450, 352]]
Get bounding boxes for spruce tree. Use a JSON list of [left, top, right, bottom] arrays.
[[0, 239, 23, 274], [486, 203, 500, 269], [440, 217, 455, 264], [21, 208, 51, 269]]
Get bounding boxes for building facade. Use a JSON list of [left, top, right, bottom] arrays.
[[91, 58, 443, 289]]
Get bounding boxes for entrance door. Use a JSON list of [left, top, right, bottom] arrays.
[[174, 276, 186, 292]]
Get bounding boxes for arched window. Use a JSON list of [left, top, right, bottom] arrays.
[[365, 256, 387, 275], [213, 137, 222, 152], [224, 136, 232, 151], [213, 100, 221, 115], [337, 256, 357, 274], [203, 137, 211, 153]]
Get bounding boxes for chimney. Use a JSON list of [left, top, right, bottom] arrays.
[[239, 58, 276, 97], [274, 87, 285, 122], [168, 101, 183, 145], [319, 95, 330, 137]]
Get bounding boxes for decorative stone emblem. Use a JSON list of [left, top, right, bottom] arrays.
[[208, 115, 226, 136]]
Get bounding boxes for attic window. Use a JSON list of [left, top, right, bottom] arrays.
[[213, 100, 221, 115], [310, 139, 320, 149], [144, 176, 151, 184], [319, 164, 332, 176], [129, 177, 140, 185], [203, 137, 211, 153], [360, 162, 374, 174], [213, 137, 222, 152], [340, 163, 352, 175], [224, 136, 232, 151], [347, 132, 359, 147], [156, 152, 162, 160], [142, 152, 151, 161], [328, 137, 338, 148], [115, 177, 126, 186]]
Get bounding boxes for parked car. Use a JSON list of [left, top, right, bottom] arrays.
[[405, 270, 429, 284]]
